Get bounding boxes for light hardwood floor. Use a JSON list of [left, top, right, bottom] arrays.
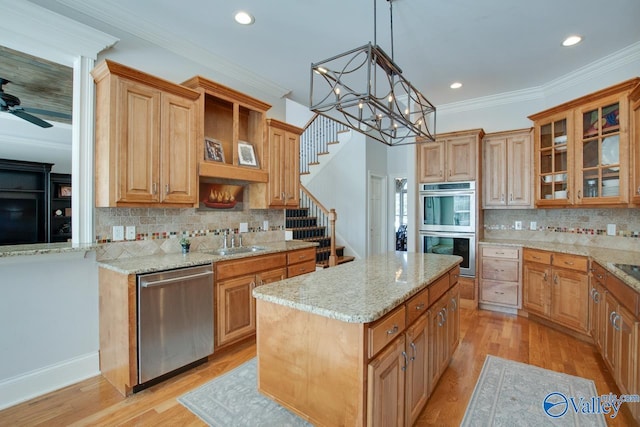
[[0, 308, 635, 426]]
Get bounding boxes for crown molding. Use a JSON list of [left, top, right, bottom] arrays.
[[56, 0, 292, 99], [439, 41, 640, 115], [2, 0, 118, 66]]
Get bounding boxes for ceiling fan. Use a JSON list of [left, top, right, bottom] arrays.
[[0, 78, 72, 128]]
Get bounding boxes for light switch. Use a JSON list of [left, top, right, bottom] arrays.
[[126, 226, 136, 240], [530, 221, 537, 231], [239, 222, 248, 233], [607, 224, 616, 236], [514, 221, 522, 230]]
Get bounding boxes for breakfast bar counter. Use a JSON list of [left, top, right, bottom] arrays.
[[252, 251, 462, 426]]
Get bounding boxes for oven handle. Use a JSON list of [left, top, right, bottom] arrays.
[[141, 271, 213, 288], [420, 191, 475, 197], [420, 231, 476, 239]]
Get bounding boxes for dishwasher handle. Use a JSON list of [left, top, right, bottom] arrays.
[[140, 271, 213, 288]]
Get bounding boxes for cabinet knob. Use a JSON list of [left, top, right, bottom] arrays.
[[386, 325, 399, 335], [637, 186, 640, 195], [415, 303, 425, 311], [152, 182, 157, 195], [165, 184, 169, 195]]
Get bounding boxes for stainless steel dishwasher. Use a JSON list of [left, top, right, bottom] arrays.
[[136, 264, 214, 389]]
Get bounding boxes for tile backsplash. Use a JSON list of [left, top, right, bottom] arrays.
[[484, 208, 640, 251], [94, 204, 285, 261]]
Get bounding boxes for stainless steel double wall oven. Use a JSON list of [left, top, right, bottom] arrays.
[[419, 181, 476, 277]]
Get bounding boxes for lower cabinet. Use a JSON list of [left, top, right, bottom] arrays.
[[368, 279, 461, 427], [479, 245, 522, 311], [522, 249, 589, 334]]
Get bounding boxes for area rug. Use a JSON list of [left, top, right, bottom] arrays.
[[178, 358, 311, 427], [461, 355, 608, 426]]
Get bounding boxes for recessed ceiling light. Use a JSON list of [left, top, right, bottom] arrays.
[[234, 11, 254, 25], [562, 35, 582, 47], [450, 82, 462, 89]]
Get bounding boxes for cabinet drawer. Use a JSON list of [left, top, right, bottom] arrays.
[[216, 253, 287, 280], [368, 305, 406, 359], [591, 261, 607, 285], [287, 260, 316, 278], [606, 273, 639, 318], [430, 274, 451, 306], [482, 246, 519, 259], [406, 288, 429, 326], [481, 258, 519, 282], [287, 248, 316, 265], [552, 253, 588, 272], [523, 249, 551, 264], [481, 281, 519, 307], [449, 265, 460, 286]]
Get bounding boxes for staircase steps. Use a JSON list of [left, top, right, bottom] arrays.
[[285, 208, 354, 267]]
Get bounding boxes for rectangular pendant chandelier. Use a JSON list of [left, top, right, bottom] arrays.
[[310, 42, 436, 146]]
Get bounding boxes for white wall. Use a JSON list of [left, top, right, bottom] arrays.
[[0, 251, 99, 410]]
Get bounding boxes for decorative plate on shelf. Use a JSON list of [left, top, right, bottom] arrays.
[[202, 200, 237, 209], [601, 136, 619, 165]]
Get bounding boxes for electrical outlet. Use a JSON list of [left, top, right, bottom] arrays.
[[126, 226, 136, 240], [239, 222, 248, 233], [112, 225, 124, 241], [263, 220, 269, 231], [514, 221, 522, 230], [530, 221, 537, 231], [607, 224, 616, 236]]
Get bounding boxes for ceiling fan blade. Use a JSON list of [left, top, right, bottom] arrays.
[[22, 107, 72, 120], [9, 108, 53, 128]]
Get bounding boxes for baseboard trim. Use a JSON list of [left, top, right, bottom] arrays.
[[0, 351, 100, 411]]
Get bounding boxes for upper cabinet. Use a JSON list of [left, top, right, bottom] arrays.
[[181, 76, 270, 183], [250, 119, 303, 209], [630, 83, 640, 205], [529, 78, 639, 207], [417, 129, 484, 183], [92, 60, 200, 207], [482, 129, 533, 209]]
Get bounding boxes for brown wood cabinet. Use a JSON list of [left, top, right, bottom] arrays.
[[250, 119, 302, 209], [482, 129, 533, 208], [529, 78, 640, 207], [630, 83, 640, 205], [479, 245, 522, 311], [589, 262, 607, 353], [215, 253, 287, 348], [182, 75, 270, 183], [523, 249, 589, 335], [286, 247, 316, 277], [92, 60, 200, 207], [417, 129, 484, 183], [256, 265, 461, 427]]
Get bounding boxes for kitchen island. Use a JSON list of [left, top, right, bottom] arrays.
[[253, 251, 462, 426]]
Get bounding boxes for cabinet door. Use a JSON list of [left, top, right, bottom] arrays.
[[417, 142, 445, 183], [603, 292, 618, 373], [117, 78, 161, 203], [551, 268, 589, 334], [482, 136, 507, 207], [447, 284, 460, 357], [367, 335, 406, 427], [574, 95, 629, 205], [429, 299, 449, 392], [589, 282, 606, 352], [283, 130, 300, 207], [268, 125, 287, 207], [535, 113, 573, 206], [616, 305, 637, 396], [523, 262, 550, 317], [160, 93, 197, 204], [216, 274, 256, 347], [507, 132, 532, 207], [447, 136, 476, 181], [631, 88, 640, 205], [405, 315, 429, 427]]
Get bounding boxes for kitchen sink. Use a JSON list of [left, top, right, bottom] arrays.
[[206, 246, 267, 256]]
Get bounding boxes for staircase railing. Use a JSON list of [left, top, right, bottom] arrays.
[[300, 113, 348, 175], [299, 184, 337, 267]]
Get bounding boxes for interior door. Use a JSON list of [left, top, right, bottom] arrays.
[[368, 173, 387, 256]]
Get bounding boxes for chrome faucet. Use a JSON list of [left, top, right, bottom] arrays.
[[238, 233, 243, 248], [222, 230, 229, 249], [231, 233, 236, 248]]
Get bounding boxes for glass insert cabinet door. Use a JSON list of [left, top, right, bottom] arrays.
[[538, 117, 570, 201], [579, 102, 621, 200]]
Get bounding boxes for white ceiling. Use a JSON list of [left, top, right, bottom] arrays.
[[25, 0, 640, 109]]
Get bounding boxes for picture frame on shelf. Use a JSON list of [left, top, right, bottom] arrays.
[[58, 185, 72, 198], [204, 138, 225, 163], [237, 141, 259, 168]]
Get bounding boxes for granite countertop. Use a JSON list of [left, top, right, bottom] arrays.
[[97, 240, 317, 275], [252, 251, 462, 324], [0, 242, 97, 257], [480, 239, 640, 292]]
